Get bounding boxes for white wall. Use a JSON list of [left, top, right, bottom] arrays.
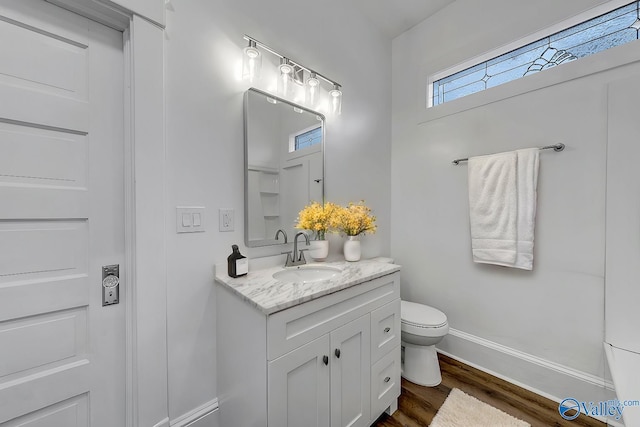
[[391, 0, 634, 407], [164, 0, 391, 423]]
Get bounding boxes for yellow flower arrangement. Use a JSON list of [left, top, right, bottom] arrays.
[[335, 201, 377, 237], [295, 201, 341, 240]]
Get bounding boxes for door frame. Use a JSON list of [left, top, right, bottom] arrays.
[[44, 2, 169, 426]]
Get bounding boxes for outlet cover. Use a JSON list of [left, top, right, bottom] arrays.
[[219, 208, 234, 232]]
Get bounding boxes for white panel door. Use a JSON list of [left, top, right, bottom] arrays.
[[280, 150, 322, 236], [308, 151, 323, 203], [330, 315, 371, 427], [0, 1, 125, 426], [281, 161, 308, 236], [268, 335, 330, 427]]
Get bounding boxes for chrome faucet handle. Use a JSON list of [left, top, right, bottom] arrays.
[[281, 251, 294, 267], [298, 249, 309, 263]]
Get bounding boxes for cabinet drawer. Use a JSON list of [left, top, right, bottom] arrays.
[[267, 272, 400, 361], [371, 346, 401, 417], [370, 299, 401, 364]]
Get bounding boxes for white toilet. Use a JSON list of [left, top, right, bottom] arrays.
[[369, 257, 449, 387], [400, 300, 449, 386]]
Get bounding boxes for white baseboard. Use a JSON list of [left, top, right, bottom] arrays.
[[437, 328, 617, 424], [170, 399, 219, 427]]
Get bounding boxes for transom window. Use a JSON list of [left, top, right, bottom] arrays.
[[293, 126, 322, 151], [430, 1, 640, 107]]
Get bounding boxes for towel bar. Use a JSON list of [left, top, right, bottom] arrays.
[[452, 143, 565, 165]]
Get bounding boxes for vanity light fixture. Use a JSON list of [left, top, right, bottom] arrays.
[[242, 35, 343, 114], [242, 39, 262, 83], [329, 84, 342, 116], [277, 57, 294, 98], [305, 72, 320, 109], [279, 57, 294, 75]]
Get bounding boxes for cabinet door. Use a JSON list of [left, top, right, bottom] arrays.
[[268, 334, 330, 427], [330, 315, 371, 427]]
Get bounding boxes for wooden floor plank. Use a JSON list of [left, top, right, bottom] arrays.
[[371, 353, 606, 427]]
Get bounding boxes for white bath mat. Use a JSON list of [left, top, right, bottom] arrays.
[[430, 388, 531, 427]]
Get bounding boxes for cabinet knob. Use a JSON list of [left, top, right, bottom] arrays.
[[323, 355, 329, 365], [384, 327, 391, 333], [334, 348, 341, 358], [384, 376, 391, 383]]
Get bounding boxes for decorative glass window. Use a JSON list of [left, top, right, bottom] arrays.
[[430, 1, 640, 107], [293, 126, 322, 151]]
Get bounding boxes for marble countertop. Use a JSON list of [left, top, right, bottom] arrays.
[[214, 259, 401, 315]]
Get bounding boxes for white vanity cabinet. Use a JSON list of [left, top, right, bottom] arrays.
[[216, 269, 401, 427], [268, 314, 370, 427]]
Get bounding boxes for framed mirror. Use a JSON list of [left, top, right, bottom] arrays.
[[244, 88, 325, 247]]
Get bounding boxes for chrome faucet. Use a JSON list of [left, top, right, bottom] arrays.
[[275, 229, 288, 244], [284, 231, 310, 267]]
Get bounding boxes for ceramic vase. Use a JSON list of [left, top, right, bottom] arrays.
[[343, 236, 361, 262], [309, 240, 329, 262]]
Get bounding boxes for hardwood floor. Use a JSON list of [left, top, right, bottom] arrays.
[[372, 353, 606, 427]]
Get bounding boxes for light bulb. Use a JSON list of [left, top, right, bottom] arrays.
[[279, 60, 293, 75], [278, 58, 293, 98], [305, 72, 320, 109], [242, 40, 262, 83], [329, 84, 342, 115]]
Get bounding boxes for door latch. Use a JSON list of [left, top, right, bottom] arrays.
[[102, 264, 120, 306]]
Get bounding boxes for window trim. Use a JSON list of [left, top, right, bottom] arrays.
[[290, 124, 322, 152], [286, 124, 322, 162], [419, 36, 640, 125], [427, 0, 635, 108]]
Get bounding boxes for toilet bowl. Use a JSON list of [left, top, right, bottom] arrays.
[[369, 258, 449, 386], [401, 300, 449, 387]]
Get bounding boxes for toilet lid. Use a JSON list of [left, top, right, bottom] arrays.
[[401, 300, 447, 328]]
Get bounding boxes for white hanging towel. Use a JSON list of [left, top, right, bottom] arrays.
[[513, 148, 539, 269], [468, 148, 539, 270]]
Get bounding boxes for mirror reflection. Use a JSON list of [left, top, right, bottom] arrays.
[[244, 88, 325, 247]]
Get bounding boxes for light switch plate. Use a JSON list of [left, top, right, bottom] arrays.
[[176, 206, 205, 233], [219, 208, 234, 232]]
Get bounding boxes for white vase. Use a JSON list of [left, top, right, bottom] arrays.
[[309, 240, 329, 261], [343, 236, 361, 262]]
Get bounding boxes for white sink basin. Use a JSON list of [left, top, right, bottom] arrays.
[[273, 265, 342, 283]]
